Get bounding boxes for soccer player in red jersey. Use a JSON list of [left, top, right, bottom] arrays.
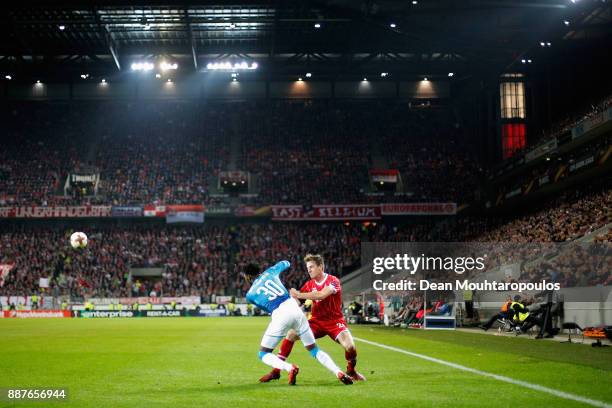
[[259, 253, 366, 382]]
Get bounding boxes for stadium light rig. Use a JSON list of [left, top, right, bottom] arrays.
[[448, 72, 454, 77], [380, 72, 389, 77], [58, 25, 65, 31], [160, 62, 178, 71], [80, 74, 89, 79], [5, 75, 12, 80], [306, 72, 312, 78], [389, 23, 397, 28], [131, 62, 154, 71], [205, 62, 258, 71]]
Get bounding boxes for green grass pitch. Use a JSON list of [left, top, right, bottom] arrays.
[[1, 317, 611, 408]]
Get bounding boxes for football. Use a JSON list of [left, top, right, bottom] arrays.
[[70, 232, 88, 249]]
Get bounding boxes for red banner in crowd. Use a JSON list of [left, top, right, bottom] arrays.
[[0, 207, 16, 217], [143, 205, 166, 217], [369, 169, 399, 176], [369, 169, 399, 183], [0, 206, 111, 218], [381, 203, 457, 215], [2, 310, 72, 318], [167, 205, 204, 212], [0, 205, 200, 218], [144, 205, 205, 217], [312, 205, 381, 220], [273, 203, 457, 220], [272, 205, 381, 220], [271, 205, 303, 220], [0, 203, 456, 219]]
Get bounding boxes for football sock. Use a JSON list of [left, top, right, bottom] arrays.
[[278, 338, 295, 361], [310, 347, 342, 376], [346, 348, 357, 372], [260, 352, 293, 372]]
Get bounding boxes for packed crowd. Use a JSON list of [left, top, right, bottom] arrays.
[[466, 186, 612, 243], [0, 223, 363, 299], [519, 243, 612, 287], [241, 100, 481, 204], [358, 183, 611, 247], [0, 103, 90, 206], [491, 133, 611, 199], [241, 100, 375, 205], [94, 103, 229, 205], [0, 98, 610, 300], [526, 92, 612, 152], [1, 182, 609, 299], [2, 95, 607, 207], [381, 108, 482, 202], [1, 102, 231, 206], [1, 100, 479, 207]]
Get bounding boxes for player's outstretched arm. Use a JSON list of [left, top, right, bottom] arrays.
[[266, 260, 291, 275], [290, 286, 334, 301]]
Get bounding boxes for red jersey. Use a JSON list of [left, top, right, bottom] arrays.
[[300, 273, 344, 321]]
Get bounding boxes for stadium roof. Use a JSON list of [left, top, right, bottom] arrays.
[[0, 0, 610, 81]]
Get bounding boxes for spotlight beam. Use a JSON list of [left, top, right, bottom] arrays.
[[184, 9, 198, 70], [108, 39, 121, 71], [93, 6, 120, 71]]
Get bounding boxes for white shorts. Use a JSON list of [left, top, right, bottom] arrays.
[[261, 298, 316, 349]]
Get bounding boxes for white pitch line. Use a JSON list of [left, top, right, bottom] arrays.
[[355, 337, 612, 408]]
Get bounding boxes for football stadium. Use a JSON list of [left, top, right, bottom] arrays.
[[0, 1, 611, 407]]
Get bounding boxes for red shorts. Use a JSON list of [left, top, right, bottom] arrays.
[[309, 318, 349, 341]]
